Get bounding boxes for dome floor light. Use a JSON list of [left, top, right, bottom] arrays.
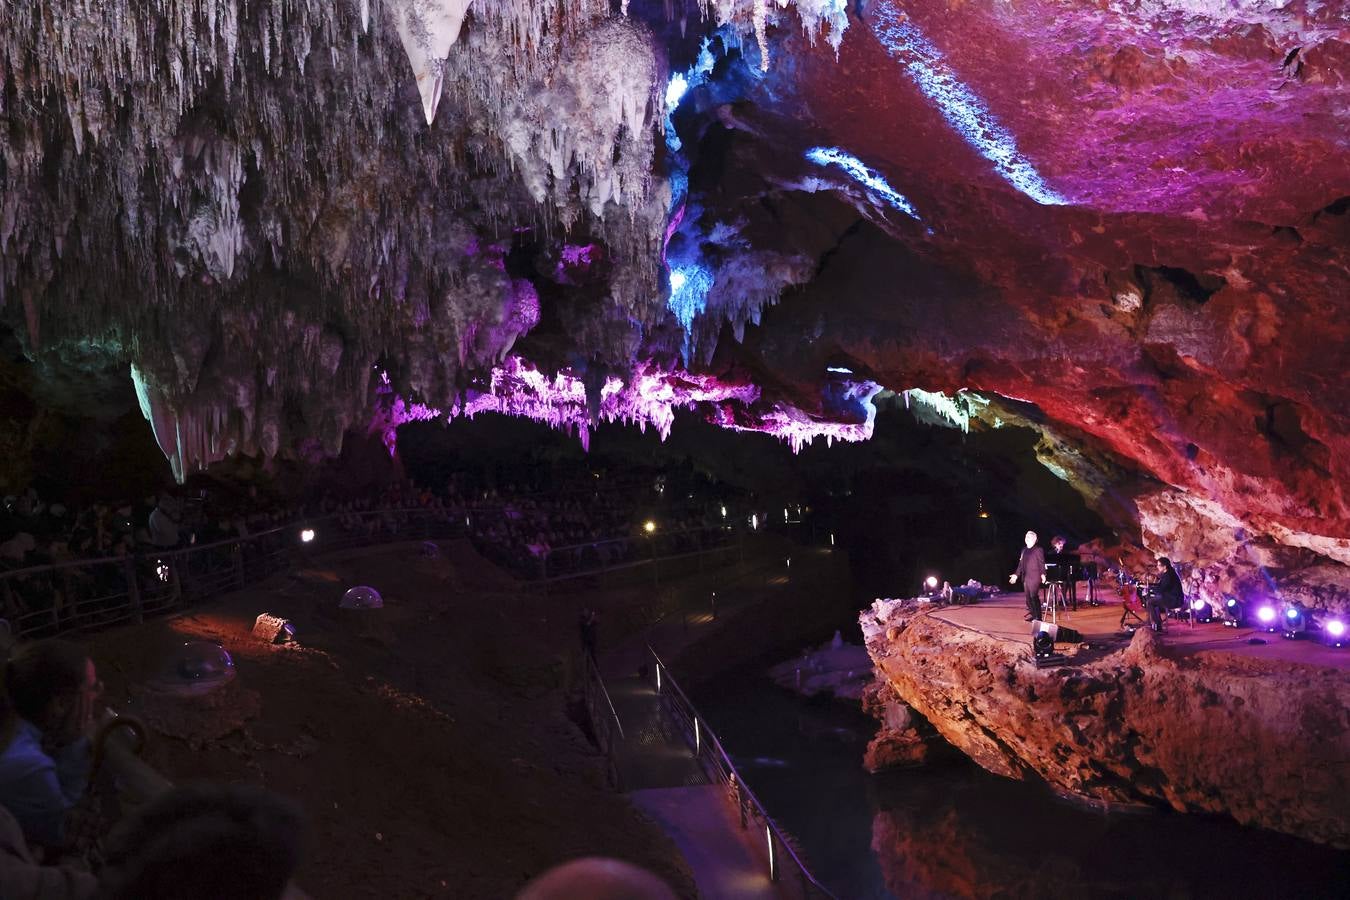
[[1190, 598, 1213, 624], [340, 586, 384, 609]]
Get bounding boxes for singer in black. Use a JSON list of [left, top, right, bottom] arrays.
[[1009, 531, 1046, 622], [1147, 557, 1184, 632]]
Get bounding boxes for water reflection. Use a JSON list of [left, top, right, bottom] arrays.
[[694, 667, 1349, 899]]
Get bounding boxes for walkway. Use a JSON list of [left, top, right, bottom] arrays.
[[630, 787, 778, 900], [594, 550, 837, 898]]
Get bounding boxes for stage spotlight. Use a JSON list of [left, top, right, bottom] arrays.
[[1283, 604, 1308, 639], [1324, 619, 1346, 648], [1256, 604, 1278, 630], [1190, 598, 1213, 623], [925, 575, 939, 591], [1222, 597, 1245, 627], [300, 528, 315, 543], [1033, 630, 1055, 660]]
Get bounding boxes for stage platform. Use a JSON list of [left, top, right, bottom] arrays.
[[925, 589, 1350, 670]]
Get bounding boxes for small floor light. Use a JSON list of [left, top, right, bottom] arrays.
[[1324, 619, 1346, 648], [1190, 598, 1213, 623], [1223, 597, 1245, 627]]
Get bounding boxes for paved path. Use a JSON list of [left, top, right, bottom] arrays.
[[607, 676, 708, 791], [630, 786, 778, 900], [593, 550, 836, 898]]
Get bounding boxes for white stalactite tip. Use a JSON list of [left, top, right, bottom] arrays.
[[389, 0, 474, 124]]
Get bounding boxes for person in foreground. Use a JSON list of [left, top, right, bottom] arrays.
[[0, 801, 96, 899], [516, 857, 678, 900], [0, 640, 100, 854], [1009, 530, 1046, 622], [96, 783, 305, 900]]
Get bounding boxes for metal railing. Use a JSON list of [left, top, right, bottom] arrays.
[[645, 644, 836, 899], [581, 652, 625, 788], [539, 525, 742, 583], [0, 507, 753, 640], [0, 507, 470, 639]]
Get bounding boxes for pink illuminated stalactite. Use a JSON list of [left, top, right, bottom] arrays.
[[369, 371, 443, 456], [440, 356, 880, 454]]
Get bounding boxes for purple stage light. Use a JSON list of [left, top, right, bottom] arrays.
[[1286, 607, 1300, 620], [1191, 598, 1207, 612], [1256, 605, 1276, 624], [1327, 620, 1345, 638]]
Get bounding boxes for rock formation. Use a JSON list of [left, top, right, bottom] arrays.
[[861, 598, 1350, 848], [1, 1, 1346, 601]]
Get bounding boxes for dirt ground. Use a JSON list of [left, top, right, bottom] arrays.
[[84, 540, 713, 898]]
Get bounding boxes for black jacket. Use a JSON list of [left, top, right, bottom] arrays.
[[1155, 566, 1184, 609], [1015, 546, 1046, 587]]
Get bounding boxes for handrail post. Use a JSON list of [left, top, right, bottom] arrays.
[[766, 826, 778, 882], [231, 543, 245, 589], [169, 558, 183, 605], [124, 555, 143, 625]]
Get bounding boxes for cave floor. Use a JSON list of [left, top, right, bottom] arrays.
[[928, 590, 1350, 672], [80, 539, 787, 899]]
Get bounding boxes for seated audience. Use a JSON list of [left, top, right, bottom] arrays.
[[0, 640, 99, 852], [0, 802, 96, 899]]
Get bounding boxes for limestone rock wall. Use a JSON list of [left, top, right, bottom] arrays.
[[861, 599, 1350, 848]]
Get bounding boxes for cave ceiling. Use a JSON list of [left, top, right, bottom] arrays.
[[1, 0, 1347, 600]]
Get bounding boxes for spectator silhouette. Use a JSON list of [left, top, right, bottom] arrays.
[[96, 783, 305, 900]]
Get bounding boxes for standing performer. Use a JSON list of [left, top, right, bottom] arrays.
[[1009, 531, 1046, 622]]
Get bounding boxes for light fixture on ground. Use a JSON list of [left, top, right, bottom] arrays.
[[1256, 603, 1278, 631], [1190, 598, 1213, 623], [1030, 619, 1081, 664], [1324, 618, 1346, 648], [1282, 604, 1308, 639], [1223, 597, 1246, 627], [300, 528, 315, 543]]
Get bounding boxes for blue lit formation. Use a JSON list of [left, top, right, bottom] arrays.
[[667, 264, 715, 346], [871, 2, 1068, 206], [666, 72, 690, 112], [805, 147, 920, 219]]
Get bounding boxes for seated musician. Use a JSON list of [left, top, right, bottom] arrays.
[[1147, 557, 1184, 632], [1046, 536, 1081, 611]]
